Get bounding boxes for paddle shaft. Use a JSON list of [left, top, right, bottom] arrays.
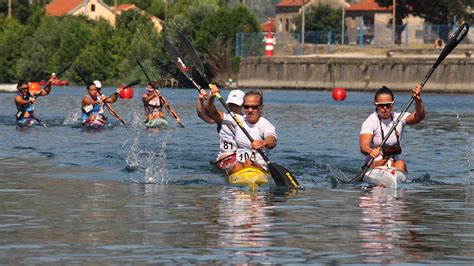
[[350, 23, 470, 183]]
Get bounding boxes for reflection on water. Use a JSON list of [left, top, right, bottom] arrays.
[[358, 188, 413, 263], [216, 189, 272, 251]]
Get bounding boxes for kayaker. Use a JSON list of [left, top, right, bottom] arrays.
[[199, 86, 244, 170], [15, 79, 53, 126], [81, 81, 121, 125], [142, 81, 183, 127], [360, 85, 425, 172], [206, 85, 277, 174]]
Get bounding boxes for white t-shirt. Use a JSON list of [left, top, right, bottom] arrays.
[[222, 113, 277, 168], [360, 111, 410, 160]]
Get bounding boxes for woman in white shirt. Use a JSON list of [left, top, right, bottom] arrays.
[[360, 85, 425, 172], [206, 86, 277, 175]]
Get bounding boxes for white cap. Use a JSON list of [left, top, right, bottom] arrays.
[[226, 90, 244, 106], [93, 80, 102, 89], [51, 72, 57, 76]]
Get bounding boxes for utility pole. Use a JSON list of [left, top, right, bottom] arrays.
[[301, 1, 305, 44], [341, 5, 345, 45], [7, 0, 12, 18], [392, 0, 396, 45]]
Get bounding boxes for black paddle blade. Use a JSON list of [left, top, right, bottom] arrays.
[[177, 33, 205, 75], [74, 66, 89, 84], [57, 63, 72, 77], [125, 79, 141, 88], [431, 23, 469, 72], [163, 39, 191, 73], [269, 162, 301, 189]]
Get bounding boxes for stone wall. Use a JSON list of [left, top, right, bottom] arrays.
[[238, 55, 474, 92]]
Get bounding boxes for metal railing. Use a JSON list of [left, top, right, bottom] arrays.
[[235, 24, 473, 58]]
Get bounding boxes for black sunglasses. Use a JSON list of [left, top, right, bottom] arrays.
[[374, 102, 393, 108], [243, 104, 260, 110]]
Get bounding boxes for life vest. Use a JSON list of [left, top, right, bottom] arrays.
[[378, 115, 402, 157], [82, 95, 105, 122], [144, 94, 163, 116], [16, 92, 34, 120]]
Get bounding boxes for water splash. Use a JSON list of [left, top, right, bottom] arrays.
[[455, 111, 474, 186], [62, 110, 81, 126], [144, 131, 170, 184], [124, 134, 141, 170]]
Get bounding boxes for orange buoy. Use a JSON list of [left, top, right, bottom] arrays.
[[332, 87, 346, 101], [119, 87, 134, 99], [29, 82, 41, 93]]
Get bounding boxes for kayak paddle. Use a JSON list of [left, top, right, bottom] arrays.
[[165, 37, 301, 190], [350, 23, 470, 183]]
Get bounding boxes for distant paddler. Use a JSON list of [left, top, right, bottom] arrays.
[[81, 80, 122, 128], [197, 87, 244, 170], [360, 85, 425, 173], [142, 81, 183, 128], [205, 85, 277, 176], [15, 78, 54, 127]]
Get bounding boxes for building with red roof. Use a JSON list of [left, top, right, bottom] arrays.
[[45, 0, 163, 32], [344, 0, 424, 46], [45, 0, 116, 25]]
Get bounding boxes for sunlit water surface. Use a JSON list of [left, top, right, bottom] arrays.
[[1, 87, 474, 264]]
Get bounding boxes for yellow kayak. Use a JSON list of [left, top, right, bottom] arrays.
[[226, 166, 270, 187]]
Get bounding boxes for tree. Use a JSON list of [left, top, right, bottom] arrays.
[[294, 4, 342, 32], [0, 18, 26, 82], [292, 4, 342, 44], [194, 5, 259, 82]]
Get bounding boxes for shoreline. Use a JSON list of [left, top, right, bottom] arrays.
[[238, 51, 474, 93]]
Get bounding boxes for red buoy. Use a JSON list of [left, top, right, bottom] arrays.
[[332, 87, 346, 101], [119, 87, 134, 99], [29, 82, 41, 93]]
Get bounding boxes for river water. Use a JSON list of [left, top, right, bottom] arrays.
[[1, 86, 474, 264]]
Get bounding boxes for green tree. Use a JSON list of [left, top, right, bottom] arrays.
[[194, 5, 259, 82], [0, 17, 26, 82], [294, 4, 342, 32]]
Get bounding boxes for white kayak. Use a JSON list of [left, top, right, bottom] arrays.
[[363, 165, 407, 188]]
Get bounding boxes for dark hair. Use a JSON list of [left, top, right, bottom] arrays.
[[148, 81, 160, 89], [17, 80, 27, 89], [374, 86, 394, 101], [244, 89, 263, 105], [87, 82, 96, 90]]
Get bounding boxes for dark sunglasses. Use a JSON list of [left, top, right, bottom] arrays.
[[374, 102, 393, 108], [243, 104, 260, 110]]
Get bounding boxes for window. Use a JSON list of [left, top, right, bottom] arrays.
[[91, 4, 95, 12]]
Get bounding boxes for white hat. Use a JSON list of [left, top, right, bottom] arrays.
[[93, 80, 102, 89], [226, 90, 244, 106]]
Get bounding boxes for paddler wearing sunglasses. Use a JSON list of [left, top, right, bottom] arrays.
[[205, 85, 277, 175], [15, 79, 54, 126], [360, 85, 425, 172]]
